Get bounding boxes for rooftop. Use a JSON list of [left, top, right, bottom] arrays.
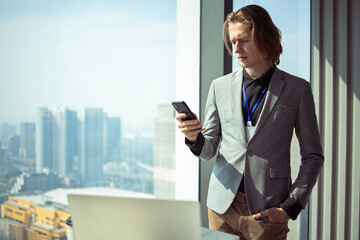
[[15, 187, 153, 209]]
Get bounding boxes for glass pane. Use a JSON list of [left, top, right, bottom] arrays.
[[0, 1, 184, 238], [232, 1, 311, 239]]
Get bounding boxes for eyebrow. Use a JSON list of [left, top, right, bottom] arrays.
[[230, 35, 250, 42]]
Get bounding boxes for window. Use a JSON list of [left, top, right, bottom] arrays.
[[0, 0, 199, 233], [15, 211, 23, 216]]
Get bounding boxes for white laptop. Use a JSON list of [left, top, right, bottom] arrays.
[[67, 193, 202, 240]]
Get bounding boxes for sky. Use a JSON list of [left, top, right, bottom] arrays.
[[0, 0, 177, 132]]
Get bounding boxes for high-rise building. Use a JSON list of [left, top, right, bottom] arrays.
[[36, 107, 53, 174], [1, 123, 16, 147], [153, 104, 176, 199], [36, 107, 78, 177], [8, 135, 20, 157], [104, 116, 121, 162], [19, 122, 36, 159], [64, 110, 79, 175], [80, 108, 104, 187], [0, 141, 7, 166]]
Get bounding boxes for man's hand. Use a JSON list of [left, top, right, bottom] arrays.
[[175, 113, 205, 142], [252, 207, 290, 223]]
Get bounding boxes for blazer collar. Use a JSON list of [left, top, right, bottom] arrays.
[[229, 70, 247, 147], [228, 67, 285, 145], [251, 67, 285, 138]]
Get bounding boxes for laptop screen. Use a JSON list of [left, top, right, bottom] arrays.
[[67, 193, 202, 240]]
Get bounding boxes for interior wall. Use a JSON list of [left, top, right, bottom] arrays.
[[309, 0, 360, 239], [199, 0, 226, 227]]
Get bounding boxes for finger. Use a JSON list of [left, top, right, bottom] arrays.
[[181, 126, 204, 137], [188, 126, 205, 134], [182, 120, 201, 128], [252, 209, 272, 219], [179, 124, 203, 133], [178, 119, 199, 128], [175, 113, 187, 122], [186, 119, 200, 125]]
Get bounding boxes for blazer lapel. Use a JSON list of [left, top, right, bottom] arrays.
[[251, 68, 285, 138], [229, 71, 247, 147]]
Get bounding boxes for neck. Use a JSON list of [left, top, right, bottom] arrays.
[[245, 64, 272, 79]]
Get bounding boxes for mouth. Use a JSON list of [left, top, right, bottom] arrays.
[[238, 56, 247, 61]]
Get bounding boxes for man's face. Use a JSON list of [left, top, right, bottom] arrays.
[[229, 22, 268, 71]]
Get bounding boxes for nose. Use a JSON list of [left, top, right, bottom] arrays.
[[233, 41, 242, 54]]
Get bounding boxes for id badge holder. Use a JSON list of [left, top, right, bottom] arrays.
[[245, 121, 255, 141]]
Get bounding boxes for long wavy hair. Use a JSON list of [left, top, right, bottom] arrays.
[[223, 5, 283, 66]]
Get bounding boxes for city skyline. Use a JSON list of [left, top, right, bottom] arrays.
[[0, 104, 157, 194], [0, 104, 160, 136]]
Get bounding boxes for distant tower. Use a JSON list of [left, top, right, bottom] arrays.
[[1, 123, 16, 147], [8, 135, 20, 157], [36, 107, 78, 177], [65, 110, 79, 175], [36, 107, 54, 174], [104, 116, 121, 162], [153, 104, 176, 199], [79, 108, 104, 187], [19, 122, 36, 159]]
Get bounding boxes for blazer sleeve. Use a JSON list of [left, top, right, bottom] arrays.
[[198, 81, 222, 160], [279, 82, 324, 218]]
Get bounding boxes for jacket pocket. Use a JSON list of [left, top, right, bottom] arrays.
[[270, 165, 290, 179], [276, 104, 297, 111], [273, 105, 297, 127]]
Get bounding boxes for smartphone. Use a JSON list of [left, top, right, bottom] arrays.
[[172, 101, 197, 121]]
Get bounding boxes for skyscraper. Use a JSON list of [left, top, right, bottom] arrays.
[[64, 110, 79, 175], [19, 122, 36, 159], [1, 123, 16, 147], [8, 135, 20, 157], [79, 108, 104, 187], [36, 107, 78, 177], [0, 141, 7, 166], [153, 104, 175, 199], [104, 116, 121, 162], [37, 107, 57, 174]]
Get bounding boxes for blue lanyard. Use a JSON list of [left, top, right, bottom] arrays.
[[242, 82, 268, 127]]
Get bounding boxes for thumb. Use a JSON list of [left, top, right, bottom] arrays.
[[252, 209, 271, 219]]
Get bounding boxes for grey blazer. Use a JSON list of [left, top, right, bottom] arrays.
[[198, 67, 323, 217]]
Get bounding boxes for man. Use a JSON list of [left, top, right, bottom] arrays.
[[176, 5, 323, 240]]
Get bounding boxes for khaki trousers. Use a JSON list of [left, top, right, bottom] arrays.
[[208, 192, 289, 240]]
